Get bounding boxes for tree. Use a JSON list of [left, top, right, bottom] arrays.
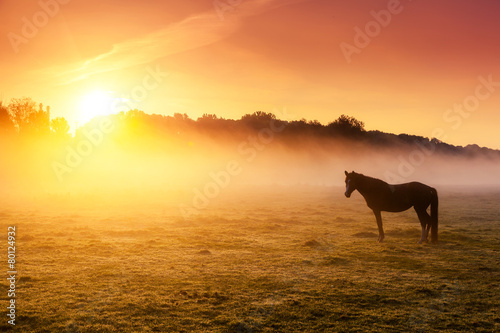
[[51, 117, 70, 138], [173, 113, 191, 122], [241, 111, 277, 122], [198, 113, 219, 122], [8, 97, 50, 134], [0, 101, 15, 133], [8, 97, 36, 132], [28, 103, 51, 135], [328, 114, 365, 137], [240, 111, 278, 129]]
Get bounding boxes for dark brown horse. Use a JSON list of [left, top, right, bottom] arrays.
[[344, 171, 438, 243]]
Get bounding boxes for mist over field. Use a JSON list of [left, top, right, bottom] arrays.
[[1, 109, 499, 213], [1, 110, 500, 192]]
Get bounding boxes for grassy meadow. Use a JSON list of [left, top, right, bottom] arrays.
[[1, 186, 499, 332]]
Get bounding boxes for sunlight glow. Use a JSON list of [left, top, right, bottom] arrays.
[[78, 90, 120, 126]]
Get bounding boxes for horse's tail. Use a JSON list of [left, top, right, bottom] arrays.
[[430, 187, 438, 244]]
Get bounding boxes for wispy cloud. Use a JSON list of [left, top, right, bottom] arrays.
[[58, 0, 307, 85]]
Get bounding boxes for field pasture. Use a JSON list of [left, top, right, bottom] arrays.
[[1, 186, 499, 332]]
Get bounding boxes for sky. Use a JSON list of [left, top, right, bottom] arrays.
[[1, 0, 500, 149]]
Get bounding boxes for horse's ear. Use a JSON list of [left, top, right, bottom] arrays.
[[345, 171, 348, 176]]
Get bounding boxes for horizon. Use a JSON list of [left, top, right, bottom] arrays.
[[2, 104, 500, 199], [1, 1, 500, 149], [3, 100, 500, 153], [32, 105, 500, 152]]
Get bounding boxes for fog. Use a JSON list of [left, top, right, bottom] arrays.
[[1, 113, 499, 214]]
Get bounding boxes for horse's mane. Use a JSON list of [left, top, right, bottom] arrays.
[[354, 173, 388, 187]]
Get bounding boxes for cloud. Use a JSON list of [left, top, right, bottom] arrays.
[[58, 0, 308, 85]]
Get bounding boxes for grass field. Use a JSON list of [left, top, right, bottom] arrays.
[[1, 186, 499, 332]]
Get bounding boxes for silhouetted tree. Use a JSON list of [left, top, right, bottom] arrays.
[[196, 114, 227, 132], [241, 111, 277, 122], [50, 117, 70, 138], [170, 113, 194, 131], [0, 101, 15, 133], [8, 97, 50, 135], [8, 97, 36, 132], [29, 103, 51, 135], [173, 113, 192, 122], [328, 114, 365, 137], [286, 119, 309, 133], [308, 120, 322, 126], [198, 114, 220, 122], [241, 111, 278, 129]]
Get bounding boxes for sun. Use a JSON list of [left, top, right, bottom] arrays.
[[77, 90, 121, 126]]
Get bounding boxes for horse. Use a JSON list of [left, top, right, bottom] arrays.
[[344, 171, 438, 244]]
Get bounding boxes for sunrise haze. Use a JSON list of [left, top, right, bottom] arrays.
[[1, 0, 500, 148]]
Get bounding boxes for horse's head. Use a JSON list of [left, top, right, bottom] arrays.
[[344, 171, 358, 198]]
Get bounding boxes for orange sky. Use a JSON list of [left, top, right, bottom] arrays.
[[1, 0, 500, 148]]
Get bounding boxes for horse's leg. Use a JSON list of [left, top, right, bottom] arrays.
[[414, 206, 431, 244], [373, 210, 384, 243]]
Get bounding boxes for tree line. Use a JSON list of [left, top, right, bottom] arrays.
[[1, 97, 498, 159], [0, 97, 69, 138]]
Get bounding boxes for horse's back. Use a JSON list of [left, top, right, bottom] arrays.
[[402, 182, 435, 207], [393, 181, 434, 193]]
